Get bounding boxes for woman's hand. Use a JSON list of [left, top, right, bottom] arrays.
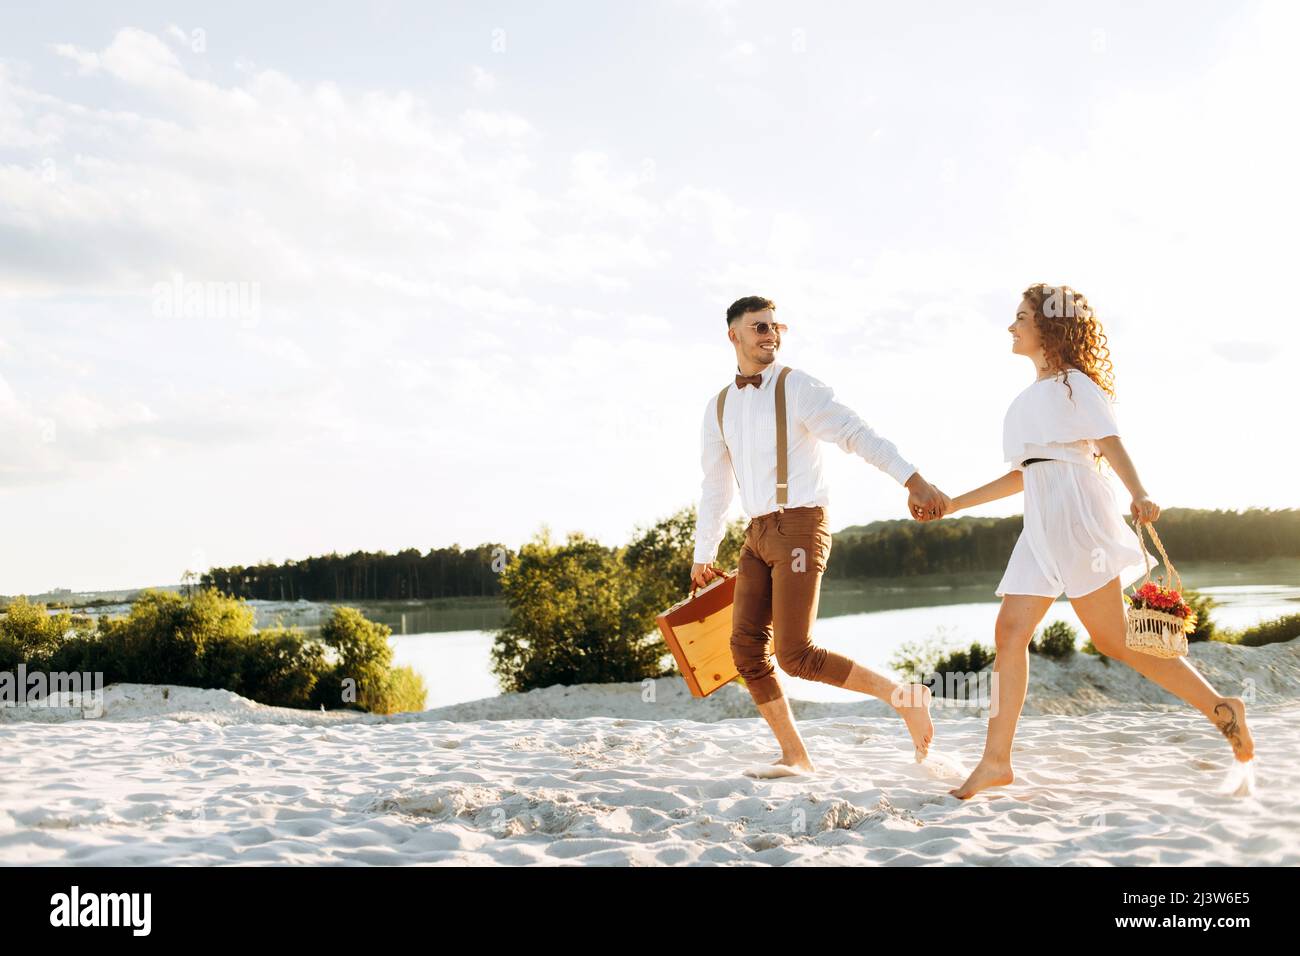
[[1131, 495, 1160, 523], [905, 473, 947, 521], [910, 489, 954, 521]]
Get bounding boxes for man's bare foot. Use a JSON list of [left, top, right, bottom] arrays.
[[743, 754, 814, 778], [948, 759, 1014, 800], [892, 683, 934, 759], [1211, 697, 1254, 762]]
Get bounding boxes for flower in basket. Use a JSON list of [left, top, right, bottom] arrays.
[[1125, 581, 1198, 634]]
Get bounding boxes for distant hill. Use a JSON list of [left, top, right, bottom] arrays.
[[825, 508, 1300, 579], [2, 585, 186, 608]]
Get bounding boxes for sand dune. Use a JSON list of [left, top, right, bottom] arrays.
[[1, 639, 1296, 865]]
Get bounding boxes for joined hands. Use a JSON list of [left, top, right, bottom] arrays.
[[906, 473, 954, 522]]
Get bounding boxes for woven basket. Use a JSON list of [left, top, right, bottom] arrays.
[[1124, 521, 1190, 659]]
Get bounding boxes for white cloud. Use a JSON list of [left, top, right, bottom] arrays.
[[470, 65, 497, 93], [566, 150, 662, 224], [674, 0, 741, 35], [720, 40, 761, 76], [667, 186, 748, 246], [50, 42, 100, 74], [460, 108, 532, 138], [0, 26, 745, 510], [1211, 341, 1276, 363], [1, 8, 1295, 592]]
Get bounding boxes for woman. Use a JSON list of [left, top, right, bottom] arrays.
[[940, 283, 1254, 800]]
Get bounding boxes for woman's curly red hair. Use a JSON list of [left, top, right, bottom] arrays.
[[1022, 283, 1115, 400]]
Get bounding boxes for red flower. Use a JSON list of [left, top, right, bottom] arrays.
[[1136, 583, 1161, 602], [1129, 580, 1193, 619]]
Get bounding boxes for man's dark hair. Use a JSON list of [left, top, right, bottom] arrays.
[[726, 296, 775, 326]]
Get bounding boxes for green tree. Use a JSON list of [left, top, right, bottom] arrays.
[[492, 529, 671, 693], [0, 597, 94, 670], [311, 606, 426, 714], [1183, 589, 1219, 643], [1030, 620, 1078, 660], [622, 505, 747, 651], [95, 588, 255, 685]]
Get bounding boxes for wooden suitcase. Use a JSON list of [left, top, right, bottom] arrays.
[[656, 568, 739, 698]]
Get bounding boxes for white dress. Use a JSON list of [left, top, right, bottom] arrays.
[[995, 367, 1150, 599]]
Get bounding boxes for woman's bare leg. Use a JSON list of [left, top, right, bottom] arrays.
[[950, 594, 1055, 799], [1069, 578, 1255, 761]]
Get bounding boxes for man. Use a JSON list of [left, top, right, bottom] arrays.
[[690, 295, 948, 776]]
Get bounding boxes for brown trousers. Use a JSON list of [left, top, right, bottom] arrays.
[[730, 505, 854, 705]]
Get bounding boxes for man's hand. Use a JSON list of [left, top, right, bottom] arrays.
[[905, 473, 951, 522], [691, 563, 723, 590]]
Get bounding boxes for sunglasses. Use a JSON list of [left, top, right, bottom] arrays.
[[749, 321, 788, 335]]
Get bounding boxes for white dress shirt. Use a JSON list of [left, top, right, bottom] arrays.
[[693, 361, 918, 565]]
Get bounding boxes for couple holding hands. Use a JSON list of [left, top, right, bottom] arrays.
[[689, 288, 1253, 800]]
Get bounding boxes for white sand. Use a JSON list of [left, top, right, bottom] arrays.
[[1, 640, 1297, 865]]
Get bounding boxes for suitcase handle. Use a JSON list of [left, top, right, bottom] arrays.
[[689, 564, 734, 599]]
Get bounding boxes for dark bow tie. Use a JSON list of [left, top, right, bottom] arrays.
[[735, 373, 763, 389]]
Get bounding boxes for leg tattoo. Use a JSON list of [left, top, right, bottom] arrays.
[[1214, 701, 1242, 751]]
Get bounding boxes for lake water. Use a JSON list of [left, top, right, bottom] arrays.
[[389, 562, 1300, 709]]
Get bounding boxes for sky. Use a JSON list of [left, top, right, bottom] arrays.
[[1, 1, 1297, 594]]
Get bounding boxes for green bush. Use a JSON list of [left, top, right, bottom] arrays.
[[492, 528, 675, 693], [929, 643, 996, 699], [891, 636, 994, 698], [93, 589, 255, 685], [940, 642, 996, 674], [202, 628, 328, 708], [309, 606, 427, 714], [890, 639, 938, 684], [5, 589, 423, 714], [385, 665, 429, 714], [1234, 613, 1300, 648], [46, 630, 104, 674], [1183, 589, 1219, 643], [0, 597, 94, 671], [1080, 637, 1111, 664], [1030, 620, 1077, 660]]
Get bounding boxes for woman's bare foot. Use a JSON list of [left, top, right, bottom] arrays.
[[949, 759, 1014, 800], [1211, 697, 1254, 762], [892, 683, 934, 759]]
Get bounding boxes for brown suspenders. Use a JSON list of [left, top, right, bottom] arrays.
[[714, 366, 793, 511]]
